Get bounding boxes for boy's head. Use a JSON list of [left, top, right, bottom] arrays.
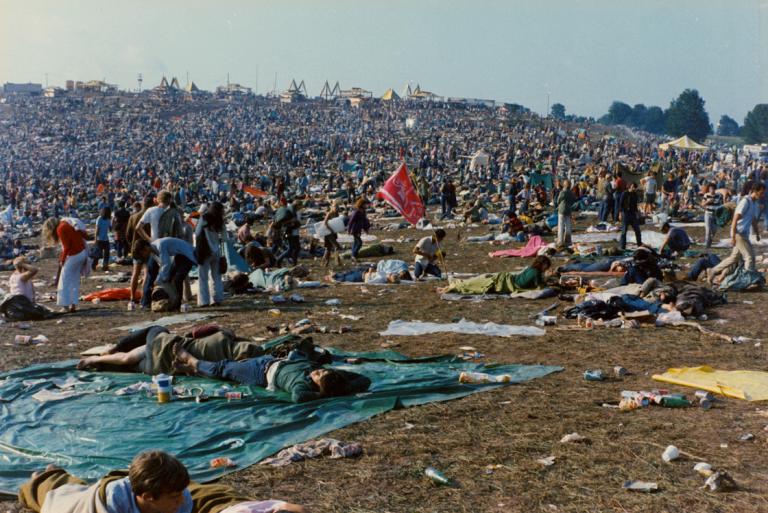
[[132, 239, 153, 263], [129, 451, 189, 513], [309, 368, 347, 397]]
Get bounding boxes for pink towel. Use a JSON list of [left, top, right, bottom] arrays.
[[488, 235, 545, 258]]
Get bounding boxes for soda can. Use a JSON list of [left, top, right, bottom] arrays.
[[699, 398, 713, 410], [614, 366, 628, 377], [225, 391, 242, 401], [695, 390, 714, 401], [127, 301, 135, 312], [180, 303, 190, 313]]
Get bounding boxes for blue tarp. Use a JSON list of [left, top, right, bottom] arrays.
[[0, 352, 562, 494]]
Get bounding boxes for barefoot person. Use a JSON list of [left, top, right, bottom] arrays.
[[172, 344, 370, 404]]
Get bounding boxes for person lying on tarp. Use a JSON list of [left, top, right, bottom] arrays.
[[437, 255, 552, 295], [171, 343, 371, 403], [18, 449, 306, 513], [75, 325, 328, 377]]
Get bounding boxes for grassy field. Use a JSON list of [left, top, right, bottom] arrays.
[[2, 211, 767, 513]]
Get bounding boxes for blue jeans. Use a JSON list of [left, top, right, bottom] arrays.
[[414, 261, 441, 279], [141, 255, 195, 308], [687, 254, 720, 280], [619, 214, 642, 250], [277, 235, 300, 265], [351, 234, 363, 258], [598, 199, 611, 223], [197, 355, 275, 387]]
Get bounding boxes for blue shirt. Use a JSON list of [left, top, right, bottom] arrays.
[[96, 217, 111, 241], [151, 237, 197, 283], [105, 477, 193, 513]]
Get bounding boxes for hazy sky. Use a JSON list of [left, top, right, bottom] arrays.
[[1, 0, 766, 121]]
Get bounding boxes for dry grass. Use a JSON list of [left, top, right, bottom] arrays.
[[2, 213, 767, 512]]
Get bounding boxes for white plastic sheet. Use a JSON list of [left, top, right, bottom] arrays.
[[380, 319, 545, 337]]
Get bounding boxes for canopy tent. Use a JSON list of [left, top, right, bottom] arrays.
[[381, 88, 400, 101], [659, 135, 708, 151]]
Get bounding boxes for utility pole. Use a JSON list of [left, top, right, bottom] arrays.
[[137, 73, 143, 93]]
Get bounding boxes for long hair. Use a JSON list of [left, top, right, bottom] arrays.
[[203, 201, 225, 232], [42, 218, 60, 244]]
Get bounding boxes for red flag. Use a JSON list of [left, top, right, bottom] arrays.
[[376, 162, 425, 225], [243, 185, 268, 197]]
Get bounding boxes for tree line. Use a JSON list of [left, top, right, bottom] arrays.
[[549, 90, 768, 145]]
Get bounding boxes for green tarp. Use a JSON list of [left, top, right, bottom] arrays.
[[0, 351, 562, 495]]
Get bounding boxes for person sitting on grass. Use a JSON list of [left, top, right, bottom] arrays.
[[172, 343, 371, 404], [8, 256, 38, 302], [18, 450, 306, 513], [438, 255, 551, 295]]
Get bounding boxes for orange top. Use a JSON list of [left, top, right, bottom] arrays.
[[57, 221, 86, 263]]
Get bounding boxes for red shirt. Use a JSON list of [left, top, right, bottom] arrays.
[[57, 222, 86, 263]]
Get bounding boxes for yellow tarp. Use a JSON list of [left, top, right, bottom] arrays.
[[652, 366, 768, 401], [658, 135, 708, 151]]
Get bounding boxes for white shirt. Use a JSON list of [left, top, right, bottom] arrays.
[[414, 236, 438, 264], [9, 272, 35, 302], [139, 206, 167, 241]]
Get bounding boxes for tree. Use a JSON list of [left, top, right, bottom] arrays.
[[629, 104, 647, 128], [665, 89, 711, 142], [550, 103, 566, 119], [716, 115, 740, 137], [607, 101, 632, 125], [642, 106, 666, 134], [742, 104, 768, 144]]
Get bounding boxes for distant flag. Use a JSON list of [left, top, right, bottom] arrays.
[[376, 162, 425, 225], [243, 185, 268, 197]]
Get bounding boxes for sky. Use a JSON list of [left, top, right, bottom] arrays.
[[1, 0, 766, 122]]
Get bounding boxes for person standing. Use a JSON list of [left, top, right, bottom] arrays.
[[43, 217, 88, 313], [641, 170, 657, 216], [556, 179, 575, 248], [440, 178, 457, 219], [194, 202, 227, 307], [708, 182, 764, 280], [618, 182, 642, 250], [321, 200, 343, 267], [94, 207, 111, 272], [347, 198, 370, 262], [702, 182, 723, 248], [112, 200, 131, 260]]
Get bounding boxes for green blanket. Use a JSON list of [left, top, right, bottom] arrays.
[[0, 351, 562, 495]]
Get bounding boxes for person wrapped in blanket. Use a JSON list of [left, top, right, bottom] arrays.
[[19, 450, 305, 513], [328, 259, 412, 284], [437, 256, 551, 295]]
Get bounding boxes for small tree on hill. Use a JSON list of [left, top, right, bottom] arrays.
[[716, 115, 740, 137], [665, 89, 711, 142]]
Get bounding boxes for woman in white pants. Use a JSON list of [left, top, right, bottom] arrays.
[[194, 202, 227, 307], [43, 217, 88, 313]]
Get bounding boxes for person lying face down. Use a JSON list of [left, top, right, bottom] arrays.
[[18, 450, 306, 513], [172, 343, 371, 404]]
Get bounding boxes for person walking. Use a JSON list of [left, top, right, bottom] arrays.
[[708, 182, 764, 281], [321, 200, 343, 267], [346, 198, 370, 262]]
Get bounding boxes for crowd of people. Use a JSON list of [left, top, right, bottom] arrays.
[[2, 93, 768, 512]]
